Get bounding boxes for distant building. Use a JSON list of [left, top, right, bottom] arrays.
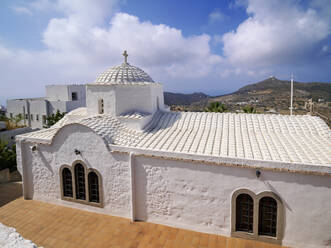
[[6, 84, 86, 129], [0, 105, 6, 116]]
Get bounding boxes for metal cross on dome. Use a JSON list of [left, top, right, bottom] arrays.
[[123, 50, 128, 64]]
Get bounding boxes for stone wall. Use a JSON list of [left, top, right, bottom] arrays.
[[0, 169, 22, 183]]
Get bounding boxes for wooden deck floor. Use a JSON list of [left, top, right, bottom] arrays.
[[0, 182, 287, 248]]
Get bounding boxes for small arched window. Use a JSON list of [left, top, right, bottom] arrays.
[[156, 97, 159, 110], [62, 168, 73, 198], [98, 99, 104, 114], [88, 172, 100, 203], [236, 194, 254, 233], [259, 197, 277, 237], [75, 164, 86, 200]]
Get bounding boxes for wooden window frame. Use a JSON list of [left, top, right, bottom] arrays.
[[258, 196, 277, 237], [59, 165, 74, 200], [75, 163, 86, 200], [231, 189, 284, 245], [59, 160, 103, 208], [88, 171, 100, 203], [236, 193, 254, 233]]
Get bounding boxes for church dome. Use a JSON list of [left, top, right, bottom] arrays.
[[95, 51, 154, 84]]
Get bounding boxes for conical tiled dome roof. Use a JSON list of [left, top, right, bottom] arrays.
[[95, 51, 154, 84]]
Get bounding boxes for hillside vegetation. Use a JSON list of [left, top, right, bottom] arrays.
[[164, 77, 331, 125]]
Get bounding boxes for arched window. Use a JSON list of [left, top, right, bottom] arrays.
[[60, 162, 103, 207], [75, 164, 86, 200], [98, 99, 104, 114], [259, 197, 277, 237], [62, 168, 73, 198], [236, 194, 254, 233], [88, 172, 100, 203], [156, 97, 159, 110]]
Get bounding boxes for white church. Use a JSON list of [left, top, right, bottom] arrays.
[[16, 52, 331, 248]]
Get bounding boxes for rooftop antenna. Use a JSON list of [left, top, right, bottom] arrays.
[[290, 73, 294, 116], [123, 50, 128, 64]]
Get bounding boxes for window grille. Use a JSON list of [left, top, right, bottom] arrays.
[[62, 168, 73, 198], [259, 197, 277, 237], [72, 92, 78, 101], [75, 164, 86, 200], [236, 194, 254, 233], [88, 172, 100, 203]]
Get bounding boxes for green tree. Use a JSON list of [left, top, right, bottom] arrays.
[[205, 102, 227, 113], [10, 114, 23, 126], [243, 105, 257, 113], [0, 141, 17, 172], [44, 110, 66, 128], [0, 113, 7, 121]]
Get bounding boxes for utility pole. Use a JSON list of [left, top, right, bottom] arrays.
[[290, 74, 293, 116]]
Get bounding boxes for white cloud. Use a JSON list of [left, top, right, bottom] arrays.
[[11, 6, 33, 15], [222, 0, 331, 67], [208, 9, 226, 24], [1, 0, 223, 104], [2, 0, 330, 104], [11, 0, 56, 15]]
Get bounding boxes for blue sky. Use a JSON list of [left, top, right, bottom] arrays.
[[0, 0, 330, 105]]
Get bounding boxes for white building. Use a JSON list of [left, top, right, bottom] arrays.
[[6, 84, 86, 129], [16, 52, 331, 248]]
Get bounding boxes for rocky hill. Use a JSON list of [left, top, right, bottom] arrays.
[[211, 77, 331, 112], [164, 92, 209, 106], [164, 77, 331, 121], [236, 77, 331, 101]]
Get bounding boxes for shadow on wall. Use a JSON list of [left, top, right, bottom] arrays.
[[0, 182, 23, 207], [142, 111, 182, 134], [38, 150, 54, 176], [134, 156, 148, 221]]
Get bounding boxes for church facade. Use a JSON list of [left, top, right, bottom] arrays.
[[16, 52, 331, 248]]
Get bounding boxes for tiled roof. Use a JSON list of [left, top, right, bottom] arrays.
[[119, 111, 151, 120], [18, 111, 331, 166], [95, 63, 154, 84]]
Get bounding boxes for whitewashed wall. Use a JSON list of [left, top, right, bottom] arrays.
[[133, 156, 331, 248], [46, 85, 69, 101], [18, 126, 331, 248], [19, 124, 132, 218], [86, 85, 116, 115], [115, 85, 153, 115], [86, 84, 164, 116], [29, 99, 48, 129], [6, 99, 29, 126], [7, 85, 86, 129]]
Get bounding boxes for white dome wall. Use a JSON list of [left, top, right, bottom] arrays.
[[86, 83, 164, 116], [86, 85, 116, 115]]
